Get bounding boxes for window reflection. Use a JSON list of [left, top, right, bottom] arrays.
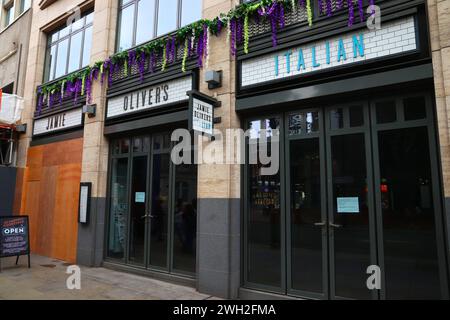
[[108, 158, 129, 260], [45, 12, 94, 82], [157, 0, 178, 36], [247, 118, 282, 288], [117, 0, 203, 52], [181, 0, 202, 27]]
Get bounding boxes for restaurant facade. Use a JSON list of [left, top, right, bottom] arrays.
[[11, 0, 450, 300]]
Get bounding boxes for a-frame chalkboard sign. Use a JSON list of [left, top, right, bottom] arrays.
[[0, 216, 31, 272]]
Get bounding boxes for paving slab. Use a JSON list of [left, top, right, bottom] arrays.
[[0, 255, 216, 300]]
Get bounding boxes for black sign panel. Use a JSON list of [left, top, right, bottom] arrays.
[[0, 216, 30, 258], [187, 90, 220, 137]]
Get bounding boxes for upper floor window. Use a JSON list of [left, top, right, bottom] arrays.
[[117, 0, 202, 52], [1, 0, 31, 29], [3, 2, 15, 27], [43, 12, 94, 82], [19, 0, 31, 14]]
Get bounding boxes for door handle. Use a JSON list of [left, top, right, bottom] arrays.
[[329, 223, 342, 228], [314, 222, 326, 227]]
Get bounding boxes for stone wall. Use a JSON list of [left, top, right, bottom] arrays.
[[0, 8, 32, 95]]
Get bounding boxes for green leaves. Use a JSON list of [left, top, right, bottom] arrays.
[[38, 0, 295, 97]]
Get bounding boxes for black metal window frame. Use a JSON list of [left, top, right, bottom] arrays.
[[241, 90, 450, 300], [43, 10, 94, 83], [116, 0, 202, 52]]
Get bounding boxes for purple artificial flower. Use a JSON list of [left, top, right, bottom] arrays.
[[299, 0, 306, 7], [326, 0, 333, 16], [267, 2, 277, 15], [138, 51, 146, 82], [318, 0, 323, 14], [171, 37, 176, 63], [197, 32, 204, 67], [165, 40, 171, 64], [236, 18, 243, 44], [358, 0, 364, 22], [37, 94, 43, 115], [337, 0, 344, 10], [279, 2, 285, 28], [48, 92, 53, 109], [108, 62, 114, 87], [128, 50, 137, 68], [348, 0, 355, 26], [230, 18, 236, 56]]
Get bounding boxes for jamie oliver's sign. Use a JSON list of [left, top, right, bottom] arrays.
[[241, 16, 417, 88], [0, 216, 30, 258], [107, 76, 193, 119], [33, 108, 83, 136]]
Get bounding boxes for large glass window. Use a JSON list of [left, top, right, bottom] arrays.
[[44, 12, 94, 82], [117, 0, 202, 52]]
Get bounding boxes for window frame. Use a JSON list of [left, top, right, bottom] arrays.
[[19, 0, 31, 15], [43, 10, 94, 83], [116, 0, 202, 53], [3, 2, 15, 27]]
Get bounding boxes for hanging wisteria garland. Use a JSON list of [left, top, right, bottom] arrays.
[[36, 0, 377, 114]]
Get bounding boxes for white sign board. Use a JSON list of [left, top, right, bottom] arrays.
[[241, 16, 417, 87], [79, 186, 89, 224], [337, 197, 360, 214], [33, 108, 83, 136], [107, 76, 192, 119], [192, 98, 214, 135]]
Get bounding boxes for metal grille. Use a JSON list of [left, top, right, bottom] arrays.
[[248, 4, 308, 38], [319, 0, 352, 16]]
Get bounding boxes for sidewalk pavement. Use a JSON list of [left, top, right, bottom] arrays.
[[0, 254, 217, 300]]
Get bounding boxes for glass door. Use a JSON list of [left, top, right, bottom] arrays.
[[325, 104, 377, 300], [128, 136, 151, 266], [286, 109, 328, 299], [244, 94, 448, 300], [107, 132, 198, 277], [147, 134, 171, 270], [371, 95, 449, 299]]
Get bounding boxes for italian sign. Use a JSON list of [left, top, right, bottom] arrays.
[[106, 76, 193, 119], [0, 216, 30, 258], [33, 107, 83, 136], [241, 16, 417, 87]]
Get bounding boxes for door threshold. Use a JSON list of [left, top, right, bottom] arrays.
[[102, 261, 196, 288]]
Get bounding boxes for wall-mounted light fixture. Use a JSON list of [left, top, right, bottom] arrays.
[[15, 124, 27, 134], [83, 104, 96, 118], [205, 70, 223, 90]]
